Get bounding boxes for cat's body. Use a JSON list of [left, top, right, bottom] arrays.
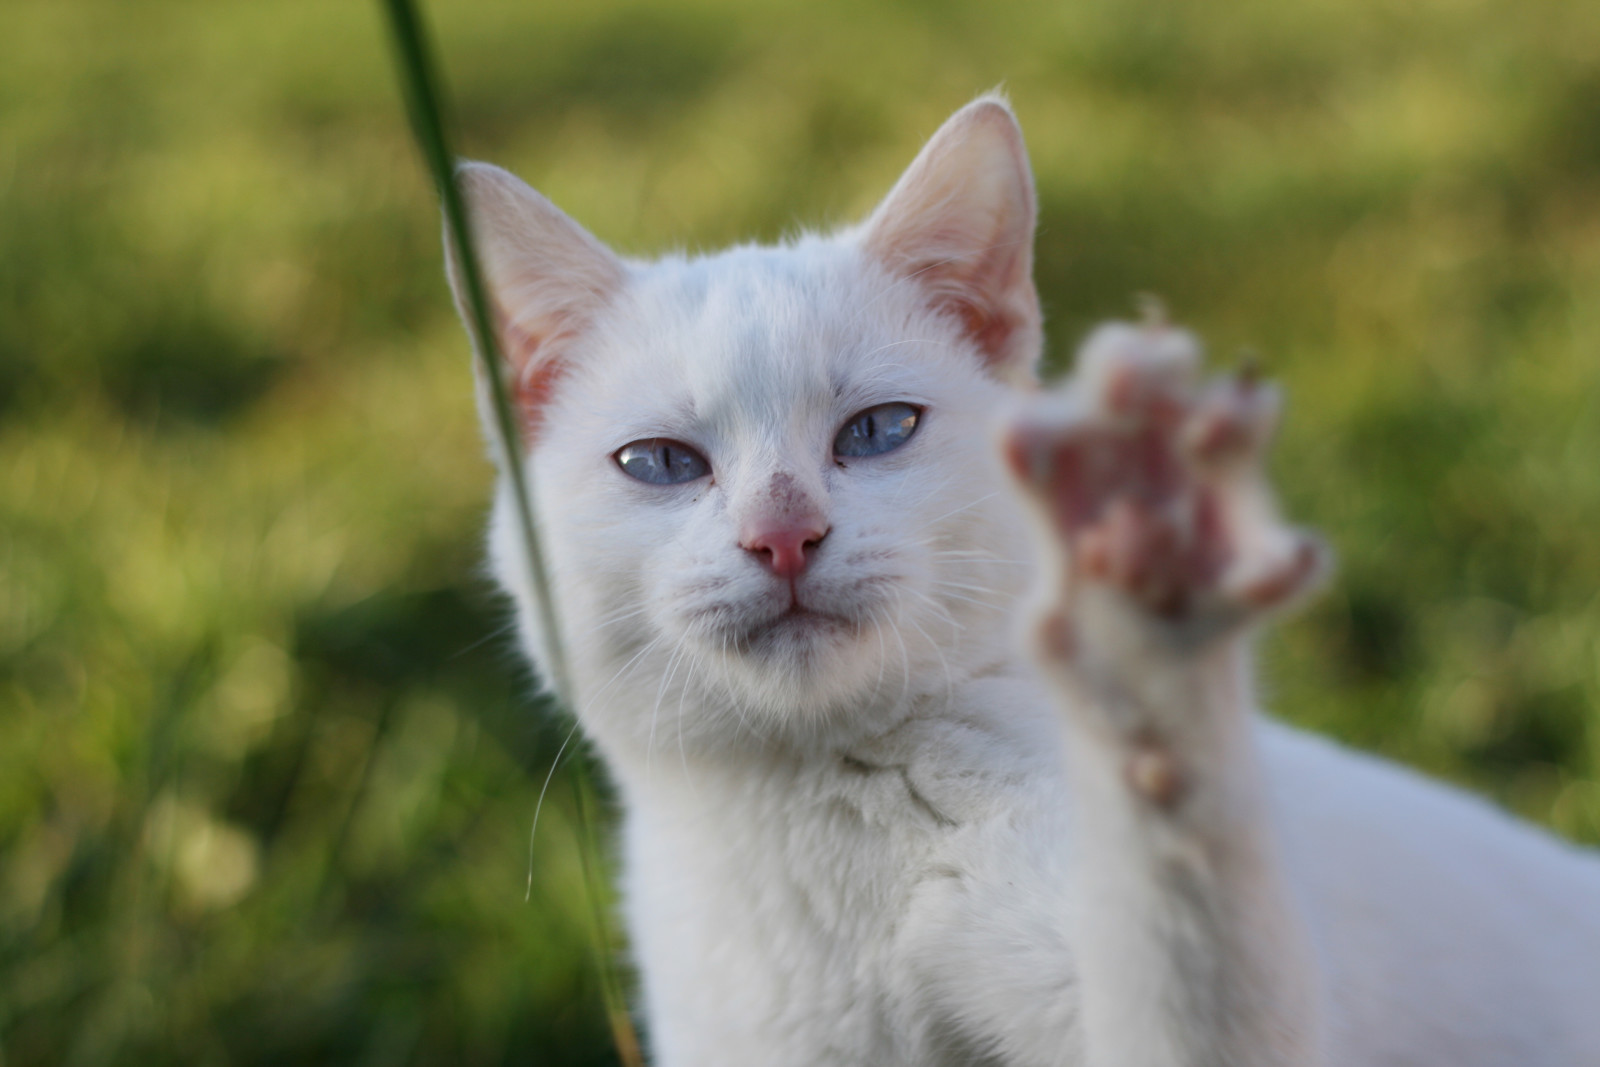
[[449, 98, 1600, 1066], [623, 708, 1600, 1066]]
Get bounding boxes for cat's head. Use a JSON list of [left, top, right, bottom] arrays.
[[448, 97, 1042, 756]]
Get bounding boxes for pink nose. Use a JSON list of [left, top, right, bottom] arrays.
[[741, 520, 829, 580]]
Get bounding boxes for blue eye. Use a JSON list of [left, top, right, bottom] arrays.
[[834, 403, 922, 458], [615, 439, 711, 485]]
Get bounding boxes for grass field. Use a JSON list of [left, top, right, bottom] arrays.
[[4, 0, 1599, 1063]]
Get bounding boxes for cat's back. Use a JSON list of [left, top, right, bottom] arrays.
[[1260, 722, 1600, 1064]]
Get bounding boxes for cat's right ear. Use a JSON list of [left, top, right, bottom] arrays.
[[862, 97, 1041, 387], [445, 163, 625, 441]]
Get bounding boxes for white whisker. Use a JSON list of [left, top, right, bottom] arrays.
[[928, 550, 1032, 566], [914, 491, 1004, 534], [526, 718, 582, 902], [904, 609, 954, 708], [675, 646, 708, 779], [931, 577, 1006, 597], [933, 587, 1007, 613], [647, 639, 691, 782], [907, 587, 963, 635]]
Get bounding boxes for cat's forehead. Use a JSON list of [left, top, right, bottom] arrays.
[[593, 240, 945, 435]]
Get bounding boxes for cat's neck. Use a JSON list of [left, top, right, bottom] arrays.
[[578, 645, 1021, 775], [589, 654, 1045, 818]]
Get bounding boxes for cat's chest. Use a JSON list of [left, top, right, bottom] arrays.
[[625, 752, 952, 949], [617, 716, 1054, 1065], [619, 778, 915, 1064]]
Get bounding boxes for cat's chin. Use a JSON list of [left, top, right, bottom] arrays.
[[699, 605, 898, 718], [739, 606, 856, 657]]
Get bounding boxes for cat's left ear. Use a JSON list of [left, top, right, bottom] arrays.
[[862, 96, 1041, 386], [445, 162, 626, 442]]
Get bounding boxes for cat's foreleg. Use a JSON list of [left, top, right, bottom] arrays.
[[1003, 322, 1328, 1067]]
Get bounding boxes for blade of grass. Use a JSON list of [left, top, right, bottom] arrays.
[[380, 0, 571, 703], [573, 765, 644, 1067], [378, 4, 641, 1064]]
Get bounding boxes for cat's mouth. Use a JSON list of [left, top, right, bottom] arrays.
[[685, 576, 886, 665], [739, 603, 855, 653]]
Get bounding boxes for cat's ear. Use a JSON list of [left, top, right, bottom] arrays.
[[862, 96, 1041, 386], [445, 162, 625, 440]]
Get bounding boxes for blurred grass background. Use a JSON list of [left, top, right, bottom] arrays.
[[3, 0, 1599, 1063]]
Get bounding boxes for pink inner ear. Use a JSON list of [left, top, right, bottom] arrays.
[[886, 221, 1037, 380], [951, 296, 1013, 361], [860, 99, 1041, 383], [516, 359, 566, 443], [451, 162, 627, 446], [498, 311, 570, 443]]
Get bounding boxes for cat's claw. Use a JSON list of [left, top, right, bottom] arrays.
[[1003, 320, 1327, 642]]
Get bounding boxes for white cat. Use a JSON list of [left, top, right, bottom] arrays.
[[446, 97, 1600, 1066]]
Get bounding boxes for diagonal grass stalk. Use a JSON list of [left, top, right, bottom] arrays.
[[379, 0, 570, 703], [379, 2, 641, 1063]]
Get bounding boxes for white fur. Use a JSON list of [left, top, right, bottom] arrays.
[[450, 98, 1600, 1066]]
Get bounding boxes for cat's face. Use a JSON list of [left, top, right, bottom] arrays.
[[453, 98, 1042, 754]]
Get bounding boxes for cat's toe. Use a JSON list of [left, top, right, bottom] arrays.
[[1182, 371, 1280, 471], [1001, 404, 1107, 535], [1218, 525, 1329, 616], [1076, 321, 1201, 420]]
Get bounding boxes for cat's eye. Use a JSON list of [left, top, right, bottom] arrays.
[[834, 403, 922, 458], [615, 438, 711, 485]]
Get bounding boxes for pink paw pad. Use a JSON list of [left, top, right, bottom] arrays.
[[1004, 318, 1323, 630]]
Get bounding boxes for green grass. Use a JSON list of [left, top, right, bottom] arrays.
[[4, 0, 1600, 1063]]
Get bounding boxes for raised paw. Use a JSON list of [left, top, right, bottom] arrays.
[[1003, 320, 1326, 643]]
